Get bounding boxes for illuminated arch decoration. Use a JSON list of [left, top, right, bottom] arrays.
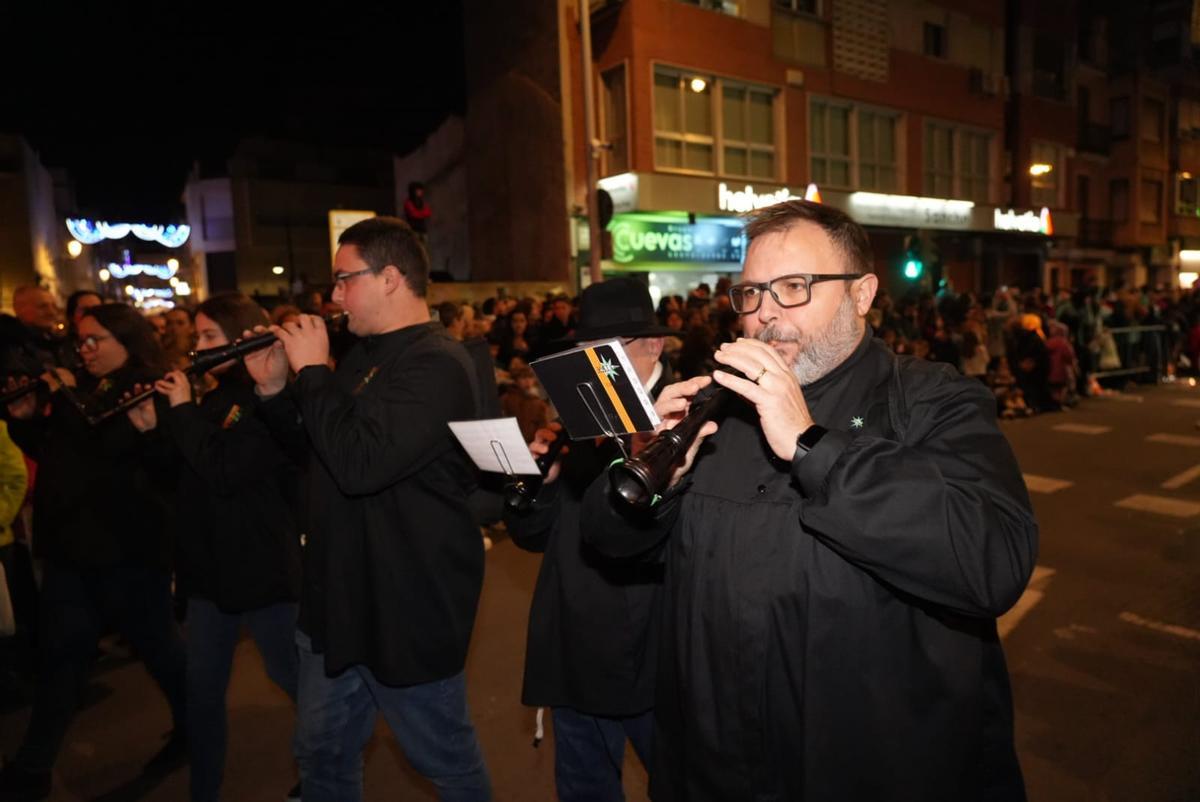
[[66, 219, 190, 248], [106, 261, 179, 280]]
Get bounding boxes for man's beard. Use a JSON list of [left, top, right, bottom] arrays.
[[754, 294, 863, 386]]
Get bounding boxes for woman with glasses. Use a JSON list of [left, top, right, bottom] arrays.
[[125, 293, 302, 802], [0, 303, 187, 800]]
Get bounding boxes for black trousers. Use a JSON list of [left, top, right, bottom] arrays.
[[13, 560, 186, 773]]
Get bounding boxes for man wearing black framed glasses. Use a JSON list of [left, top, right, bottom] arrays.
[[581, 200, 1037, 802]]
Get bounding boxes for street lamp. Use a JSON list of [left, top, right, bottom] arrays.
[[167, 258, 179, 272], [272, 265, 285, 275], [98, 268, 110, 282], [67, 239, 83, 258]]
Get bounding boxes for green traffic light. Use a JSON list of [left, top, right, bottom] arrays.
[[904, 259, 923, 280]]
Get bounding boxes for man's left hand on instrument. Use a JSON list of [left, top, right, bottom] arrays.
[[271, 314, 330, 373], [712, 337, 815, 461]]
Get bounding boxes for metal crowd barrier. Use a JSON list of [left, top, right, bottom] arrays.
[[1091, 324, 1167, 381]]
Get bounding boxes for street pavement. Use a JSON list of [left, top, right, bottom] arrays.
[[2, 380, 1198, 801]]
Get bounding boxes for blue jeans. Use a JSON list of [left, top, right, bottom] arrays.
[[186, 597, 299, 802], [14, 561, 187, 773], [293, 631, 491, 802], [552, 707, 654, 802]]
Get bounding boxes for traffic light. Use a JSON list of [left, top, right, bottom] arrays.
[[903, 256, 924, 280], [901, 233, 926, 281]]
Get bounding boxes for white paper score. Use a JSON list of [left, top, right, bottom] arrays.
[[448, 417, 541, 476]]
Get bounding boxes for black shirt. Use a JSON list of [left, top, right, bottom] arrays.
[[260, 322, 484, 685], [162, 375, 301, 613]]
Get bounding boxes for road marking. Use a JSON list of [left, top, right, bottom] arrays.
[[1162, 464, 1200, 490], [1114, 494, 1200, 518], [1171, 399, 1200, 409], [1146, 433, 1200, 447], [1118, 611, 1200, 642], [1053, 423, 1112, 435], [1098, 393, 1144, 403], [999, 565, 1055, 639], [1023, 474, 1073, 493]]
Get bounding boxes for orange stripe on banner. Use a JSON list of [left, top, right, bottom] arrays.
[[584, 347, 635, 433]]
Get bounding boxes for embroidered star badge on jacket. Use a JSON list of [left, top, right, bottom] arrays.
[[850, 416, 864, 429]]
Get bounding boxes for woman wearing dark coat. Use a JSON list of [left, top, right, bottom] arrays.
[[127, 294, 302, 802], [0, 304, 187, 799]]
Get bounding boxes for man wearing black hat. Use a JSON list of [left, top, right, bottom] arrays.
[[504, 278, 675, 801]]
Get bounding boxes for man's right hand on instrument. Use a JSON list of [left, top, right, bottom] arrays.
[[242, 326, 289, 398], [651, 376, 719, 489], [529, 423, 566, 484]]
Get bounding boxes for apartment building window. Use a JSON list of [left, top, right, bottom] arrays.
[[654, 67, 779, 178], [959, 131, 990, 201], [1176, 173, 1199, 216], [723, 84, 777, 179], [924, 123, 954, 197], [1141, 98, 1164, 143], [923, 22, 946, 58], [1111, 97, 1130, 139], [810, 98, 900, 190], [1032, 34, 1067, 101], [858, 111, 898, 191], [1140, 178, 1162, 223], [1110, 179, 1129, 222], [1030, 141, 1063, 208], [654, 70, 715, 173], [775, 0, 819, 13], [601, 65, 629, 176], [923, 122, 992, 202], [1178, 99, 1200, 138]]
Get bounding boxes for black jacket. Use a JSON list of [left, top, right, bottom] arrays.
[[161, 375, 301, 613], [8, 366, 174, 570], [581, 334, 1037, 802], [259, 322, 483, 685], [503, 369, 670, 717]]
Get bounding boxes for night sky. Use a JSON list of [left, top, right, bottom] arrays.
[[0, 1, 465, 221]]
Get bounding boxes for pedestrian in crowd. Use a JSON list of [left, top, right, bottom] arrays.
[[245, 216, 491, 802], [580, 200, 1037, 801], [126, 294, 303, 802], [1, 304, 188, 800], [505, 279, 675, 801]]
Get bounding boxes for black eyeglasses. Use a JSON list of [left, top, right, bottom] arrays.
[[76, 334, 113, 352], [331, 267, 375, 288], [728, 273, 865, 314]]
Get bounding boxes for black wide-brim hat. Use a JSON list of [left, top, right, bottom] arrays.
[[567, 277, 679, 341]]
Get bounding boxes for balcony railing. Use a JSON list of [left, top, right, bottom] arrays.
[[1078, 123, 1111, 155]]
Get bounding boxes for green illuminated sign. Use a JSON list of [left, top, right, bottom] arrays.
[[608, 214, 745, 265]]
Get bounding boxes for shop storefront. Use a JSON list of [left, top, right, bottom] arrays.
[[581, 172, 1077, 300]]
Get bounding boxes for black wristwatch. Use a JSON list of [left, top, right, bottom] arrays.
[[794, 424, 828, 461]]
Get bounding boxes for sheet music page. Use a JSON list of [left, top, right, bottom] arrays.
[[447, 417, 542, 475]]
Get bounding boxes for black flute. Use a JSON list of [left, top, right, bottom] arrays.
[[606, 372, 739, 509], [89, 312, 346, 425]]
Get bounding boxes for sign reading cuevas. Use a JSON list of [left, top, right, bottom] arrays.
[[607, 214, 745, 265]]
